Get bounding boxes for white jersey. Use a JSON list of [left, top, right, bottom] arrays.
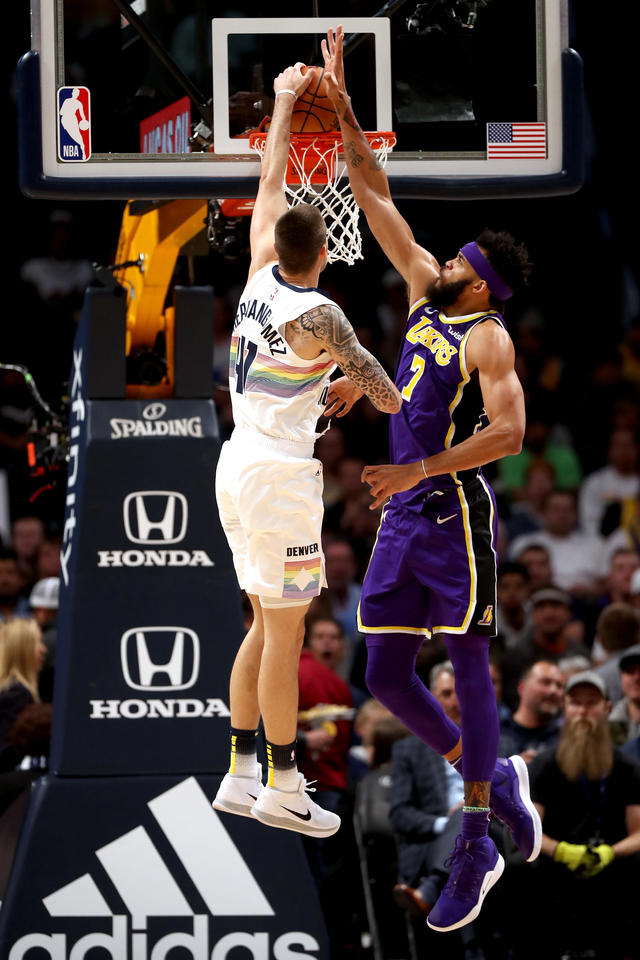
[[228, 263, 337, 445]]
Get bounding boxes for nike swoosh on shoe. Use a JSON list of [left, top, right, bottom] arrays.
[[280, 805, 312, 821]]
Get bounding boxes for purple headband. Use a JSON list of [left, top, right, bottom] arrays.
[[460, 242, 512, 301]]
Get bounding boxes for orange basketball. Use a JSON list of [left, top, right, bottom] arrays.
[[291, 65, 339, 134]]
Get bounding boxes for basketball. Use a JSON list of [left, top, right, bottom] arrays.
[[79, 119, 90, 130], [291, 65, 339, 134]]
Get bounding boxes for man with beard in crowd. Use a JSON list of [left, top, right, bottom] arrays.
[[503, 671, 640, 959]]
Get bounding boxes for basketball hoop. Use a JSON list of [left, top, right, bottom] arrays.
[[249, 131, 396, 266]]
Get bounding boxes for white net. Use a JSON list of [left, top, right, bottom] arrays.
[[251, 133, 395, 266]]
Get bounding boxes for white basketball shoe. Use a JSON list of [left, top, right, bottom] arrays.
[[212, 763, 262, 819], [250, 773, 341, 838]]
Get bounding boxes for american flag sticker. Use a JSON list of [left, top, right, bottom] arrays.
[[487, 122, 546, 159], [57, 86, 91, 162]]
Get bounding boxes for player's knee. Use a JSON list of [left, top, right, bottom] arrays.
[[364, 661, 407, 704]]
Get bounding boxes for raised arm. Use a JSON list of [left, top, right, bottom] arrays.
[[248, 64, 312, 279], [289, 303, 402, 413], [322, 26, 438, 299], [362, 321, 525, 507]]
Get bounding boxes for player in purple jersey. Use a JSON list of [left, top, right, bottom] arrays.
[[322, 27, 541, 933]]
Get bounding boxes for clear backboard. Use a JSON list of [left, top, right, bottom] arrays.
[[18, 0, 583, 200]]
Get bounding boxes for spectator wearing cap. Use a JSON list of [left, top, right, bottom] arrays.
[[592, 603, 640, 706], [501, 587, 590, 710], [499, 660, 565, 761], [508, 490, 605, 598], [609, 644, 640, 746], [28, 577, 59, 703], [503, 670, 640, 959]]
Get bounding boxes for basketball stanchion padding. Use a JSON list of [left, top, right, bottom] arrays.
[[249, 130, 396, 266]]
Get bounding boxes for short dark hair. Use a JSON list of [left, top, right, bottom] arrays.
[[497, 561, 530, 582], [475, 228, 533, 310], [274, 204, 326, 274], [595, 603, 640, 653]]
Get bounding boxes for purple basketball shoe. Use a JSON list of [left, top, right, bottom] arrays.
[[427, 835, 504, 932], [490, 755, 542, 862]]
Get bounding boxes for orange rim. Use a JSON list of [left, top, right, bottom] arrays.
[[248, 130, 396, 185]]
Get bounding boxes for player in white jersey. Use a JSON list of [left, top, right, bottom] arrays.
[[213, 62, 401, 838]]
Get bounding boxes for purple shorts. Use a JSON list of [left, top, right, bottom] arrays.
[[358, 477, 498, 638]]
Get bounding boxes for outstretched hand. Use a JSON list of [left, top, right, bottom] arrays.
[[321, 25, 347, 105], [273, 62, 312, 100]]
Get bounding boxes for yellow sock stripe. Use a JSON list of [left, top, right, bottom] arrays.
[[266, 744, 274, 787], [230, 734, 237, 775]]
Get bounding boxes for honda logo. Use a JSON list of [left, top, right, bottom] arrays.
[[121, 627, 200, 691], [123, 491, 187, 545]]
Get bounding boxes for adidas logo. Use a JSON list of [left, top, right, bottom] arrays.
[[8, 777, 320, 960]]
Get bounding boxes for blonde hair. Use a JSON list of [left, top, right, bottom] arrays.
[[0, 617, 42, 701]]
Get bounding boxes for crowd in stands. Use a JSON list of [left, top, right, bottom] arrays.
[[3, 206, 640, 955]]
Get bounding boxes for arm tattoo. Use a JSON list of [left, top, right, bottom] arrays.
[[293, 304, 399, 412], [344, 137, 382, 173], [340, 95, 382, 171], [339, 95, 361, 132], [345, 141, 364, 168]]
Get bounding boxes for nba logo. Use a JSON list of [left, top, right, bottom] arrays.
[[57, 86, 91, 162]]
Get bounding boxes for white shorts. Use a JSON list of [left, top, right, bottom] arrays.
[[215, 428, 326, 606]]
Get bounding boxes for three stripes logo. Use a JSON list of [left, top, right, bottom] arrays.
[[8, 778, 320, 959]]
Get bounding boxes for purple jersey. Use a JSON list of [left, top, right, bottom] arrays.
[[390, 297, 506, 510]]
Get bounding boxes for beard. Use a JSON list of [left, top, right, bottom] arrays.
[[425, 272, 470, 309], [556, 715, 614, 782]]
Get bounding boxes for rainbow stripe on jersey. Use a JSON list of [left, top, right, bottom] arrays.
[[230, 335, 333, 398]]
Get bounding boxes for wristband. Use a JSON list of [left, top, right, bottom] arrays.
[[275, 89, 297, 98], [421, 459, 428, 479]]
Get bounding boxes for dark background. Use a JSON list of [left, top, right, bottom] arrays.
[[4, 1, 639, 527]]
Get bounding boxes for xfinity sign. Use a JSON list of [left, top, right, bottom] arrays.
[[123, 491, 188, 544], [121, 627, 199, 691]]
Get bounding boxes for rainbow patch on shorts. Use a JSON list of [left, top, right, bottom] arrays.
[[283, 556, 322, 600]]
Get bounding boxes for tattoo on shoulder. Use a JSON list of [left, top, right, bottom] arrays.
[[293, 304, 398, 410]]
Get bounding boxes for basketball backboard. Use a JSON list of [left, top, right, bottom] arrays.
[[18, 0, 583, 200]]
